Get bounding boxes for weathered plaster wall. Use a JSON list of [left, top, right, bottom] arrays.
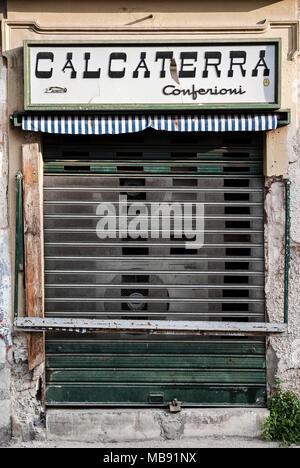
[[4, 0, 298, 27], [0, 0, 299, 442], [265, 177, 300, 398], [11, 333, 45, 441], [2, 1, 298, 177], [264, 0, 300, 395], [0, 35, 12, 444]]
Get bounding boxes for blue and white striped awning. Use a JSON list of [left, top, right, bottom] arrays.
[[22, 114, 277, 135]]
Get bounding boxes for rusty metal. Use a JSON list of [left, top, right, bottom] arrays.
[[14, 171, 24, 318]]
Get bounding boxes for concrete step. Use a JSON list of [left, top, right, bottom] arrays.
[[46, 408, 269, 443]]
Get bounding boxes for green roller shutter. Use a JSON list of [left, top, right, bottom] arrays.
[[43, 130, 266, 406]]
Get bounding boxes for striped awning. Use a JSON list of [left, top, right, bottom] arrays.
[[22, 113, 277, 135]]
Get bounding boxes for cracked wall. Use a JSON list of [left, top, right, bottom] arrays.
[[264, 32, 300, 392], [0, 40, 44, 444]]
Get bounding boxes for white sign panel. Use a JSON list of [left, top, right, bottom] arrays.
[[24, 41, 279, 110]]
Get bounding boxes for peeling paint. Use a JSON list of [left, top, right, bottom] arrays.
[[170, 58, 180, 85], [0, 42, 11, 445], [0, 325, 14, 366]]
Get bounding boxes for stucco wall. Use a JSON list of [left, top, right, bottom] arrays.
[[0, 0, 299, 442], [264, 0, 300, 400], [4, 0, 299, 27], [2, 0, 299, 176], [0, 36, 12, 443], [265, 177, 300, 398], [263, 0, 300, 400]]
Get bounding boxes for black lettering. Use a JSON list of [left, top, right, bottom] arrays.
[[228, 51, 247, 77], [35, 52, 54, 78], [155, 52, 173, 78], [162, 85, 175, 95], [178, 52, 197, 78], [108, 53, 127, 78], [162, 85, 246, 98], [62, 53, 77, 78], [252, 50, 270, 77], [83, 52, 101, 78], [202, 52, 222, 78], [132, 52, 150, 78]]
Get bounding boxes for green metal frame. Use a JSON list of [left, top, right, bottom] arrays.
[[284, 179, 290, 324], [14, 172, 24, 318], [23, 38, 281, 111]]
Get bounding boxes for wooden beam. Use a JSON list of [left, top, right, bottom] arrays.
[[22, 143, 45, 370], [14, 317, 288, 337]]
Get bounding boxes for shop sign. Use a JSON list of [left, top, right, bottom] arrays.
[[24, 40, 280, 110]]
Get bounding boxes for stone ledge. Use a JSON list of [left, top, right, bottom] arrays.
[[46, 408, 269, 443]]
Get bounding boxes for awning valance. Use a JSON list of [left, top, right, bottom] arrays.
[[22, 113, 277, 135]]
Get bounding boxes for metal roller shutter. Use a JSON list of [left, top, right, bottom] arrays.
[[44, 130, 266, 406]]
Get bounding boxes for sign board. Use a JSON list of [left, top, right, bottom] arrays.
[[24, 40, 280, 111]]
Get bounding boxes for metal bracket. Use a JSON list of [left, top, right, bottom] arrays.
[[169, 398, 182, 413]]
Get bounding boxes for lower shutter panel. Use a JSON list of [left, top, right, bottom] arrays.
[[44, 131, 266, 406]]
